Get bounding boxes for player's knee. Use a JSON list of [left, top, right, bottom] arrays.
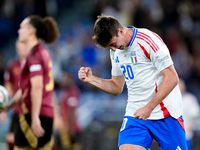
[[119, 144, 146, 150]]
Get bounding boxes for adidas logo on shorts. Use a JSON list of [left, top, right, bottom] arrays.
[[176, 146, 182, 150]]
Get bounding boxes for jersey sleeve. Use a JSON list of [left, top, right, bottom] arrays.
[[110, 49, 123, 76], [27, 53, 43, 77], [145, 31, 173, 72]]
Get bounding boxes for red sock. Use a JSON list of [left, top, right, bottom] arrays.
[[7, 142, 14, 150]]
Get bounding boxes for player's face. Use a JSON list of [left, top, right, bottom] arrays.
[[107, 29, 127, 52], [18, 18, 32, 43]]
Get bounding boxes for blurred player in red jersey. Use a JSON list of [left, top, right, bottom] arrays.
[[4, 39, 28, 150], [55, 72, 81, 150], [0, 15, 59, 150]]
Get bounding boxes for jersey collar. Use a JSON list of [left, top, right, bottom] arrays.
[[127, 26, 138, 47]]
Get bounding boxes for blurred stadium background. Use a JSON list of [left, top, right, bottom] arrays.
[[0, 0, 200, 150]]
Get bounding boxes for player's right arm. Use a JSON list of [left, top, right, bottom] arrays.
[[5, 82, 14, 97], [1, 89, 23, 112], [78, 67, 125, 96], [4, 62, 14, 97]]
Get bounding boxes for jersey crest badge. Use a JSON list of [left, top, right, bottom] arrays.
[[131, 51, 137, 64]]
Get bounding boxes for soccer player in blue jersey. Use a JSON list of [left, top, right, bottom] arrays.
[[78, 15, 187, 150]]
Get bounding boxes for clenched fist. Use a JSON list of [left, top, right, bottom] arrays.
[[78, 67, 93, 83]]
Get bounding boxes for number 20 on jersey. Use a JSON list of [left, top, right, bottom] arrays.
[[121, 65, 134, 80]]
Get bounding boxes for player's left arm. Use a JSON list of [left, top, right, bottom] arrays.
[[134, 31, 178, 120], [134, 65, 179, 120], [147, 65, 179, 110], [30, 75, 45, 137]]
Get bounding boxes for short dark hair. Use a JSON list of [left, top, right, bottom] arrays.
[[29, 15, 60, 44], [92, 14, 123, 48]]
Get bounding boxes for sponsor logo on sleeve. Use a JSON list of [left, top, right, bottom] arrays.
[[158, 55, 169, 63], [29, 64, 41, 72]]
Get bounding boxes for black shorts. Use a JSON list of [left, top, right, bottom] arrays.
[[9, 112, 19, 133], [14, 113, 54, 149]]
